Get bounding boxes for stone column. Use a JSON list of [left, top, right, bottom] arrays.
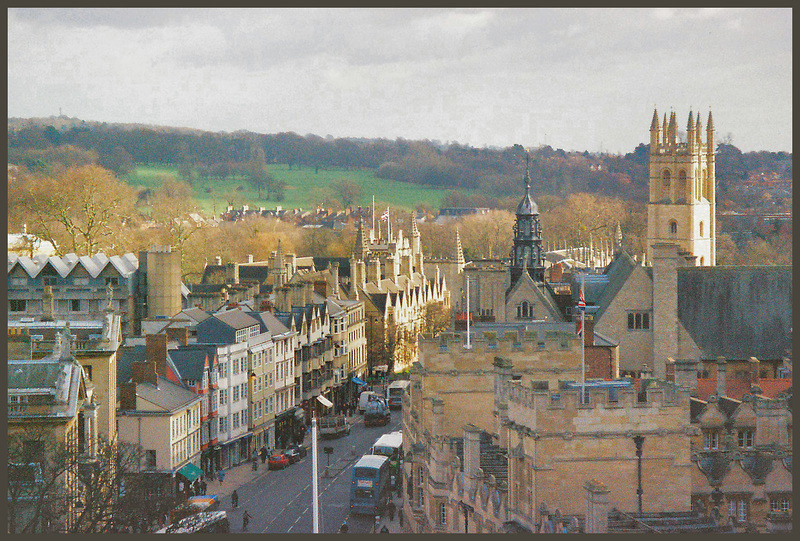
[[584, 479, 610, 534], [651, 243, 680, 379]]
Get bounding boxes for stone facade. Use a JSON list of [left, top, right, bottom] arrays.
[[647, 108, 716, 267]]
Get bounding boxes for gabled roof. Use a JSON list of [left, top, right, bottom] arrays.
[[127, 377, 199, 413], [168, 346, 215, 381], [178, 307, 212, 324], [8, 252, 138, 279], [256, 310, 292, 336], [506, 268, 564, 322], [677, 266, 792, 360], [594, 251, 640, 319], [212, 309, 259, 330]]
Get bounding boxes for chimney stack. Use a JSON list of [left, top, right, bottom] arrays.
[[146, 333, 168, 377], [575, 315, 595, 347], [330, 261, 340, 298], [463, 424, 481, 481], [131, 360, 158, 387], [247, 254, 254, 264], [215, 256, 222, 266], [120, 381, 138, 410], [715, 357, 727, 397], [748, 357, 761, 385], [166, 326, 189, 346]]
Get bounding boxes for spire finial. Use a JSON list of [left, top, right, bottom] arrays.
[[524, 149, 531, 191]]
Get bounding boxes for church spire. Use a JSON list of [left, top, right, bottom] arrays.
[[455, 227, 465, 266], [509, 149, 544, 286]]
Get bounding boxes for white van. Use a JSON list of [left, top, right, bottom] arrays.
[[358, 390, 379, 414]]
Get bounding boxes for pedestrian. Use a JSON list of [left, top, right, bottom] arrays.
[[260, 446, 267, 464], [218, 469, 225, 485], [387, 500, 396, 521], [380, 525, 390, 534], [200, 478, 207, 495], [242, 510, 252, 532], [339, 521, 349, 533], [231, 490, 239, 508], [398, 508, 403, 527]]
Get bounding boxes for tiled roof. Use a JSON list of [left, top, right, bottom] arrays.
[[695, 378, 792, 401]]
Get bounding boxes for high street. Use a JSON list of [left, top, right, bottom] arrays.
[[219, 411, 402, 534]]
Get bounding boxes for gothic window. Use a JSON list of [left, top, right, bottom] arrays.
[[517, 301, 533, 319], [699, 222, 704, 237], [669, 221, 678, 235], [523, 247, 531, 266], [662, 170, 671, 187]]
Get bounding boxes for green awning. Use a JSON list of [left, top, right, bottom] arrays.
[[177, 462, 203, 482]]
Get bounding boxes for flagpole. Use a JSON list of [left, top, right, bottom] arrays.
[[581, 271, 586, 403], [372, 195, 375, 236], [465, 277, 471, 349], [312, 414, 319, 533]]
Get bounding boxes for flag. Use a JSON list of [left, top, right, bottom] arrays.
[[381, 208, 390, 222], [576, 283, 586, 336]]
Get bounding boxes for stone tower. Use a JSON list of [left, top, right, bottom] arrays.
[[509, 152, 545, 286], [646, 108, 716, 266]]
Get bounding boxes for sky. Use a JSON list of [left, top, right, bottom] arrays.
[[7, 8, 792, 154]]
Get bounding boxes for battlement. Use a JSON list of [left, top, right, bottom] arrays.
[[505, 379, 689, 412], [419, 330, 581, 356]]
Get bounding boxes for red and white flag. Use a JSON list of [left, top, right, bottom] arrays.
[[381, 208, 390, 222], [576, 285, 586, 336]]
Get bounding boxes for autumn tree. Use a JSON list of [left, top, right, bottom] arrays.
[[330, 179, 363, 209], [11, 165, 136, 256], [149, 177, 202, 261], [423, 301, 452, 336]]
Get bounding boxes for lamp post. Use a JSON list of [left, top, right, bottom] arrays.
[[633, 435, 644, 514]]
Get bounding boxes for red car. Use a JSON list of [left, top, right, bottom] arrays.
[[268, 451, 290, 470]]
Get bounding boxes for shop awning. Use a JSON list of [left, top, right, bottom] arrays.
[[351, 377, 367, 386], [177, 462, 203, 482]]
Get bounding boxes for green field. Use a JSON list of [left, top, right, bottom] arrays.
[[129, 164, 464, 215]]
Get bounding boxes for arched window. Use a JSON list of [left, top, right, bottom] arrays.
[[662, 170, 671, 187], [669, 220, 678, 235], [700, 256, 705, 266], [699, 222, 704, 237], [678, 170, 687, 197], [702, 170, 708, 199]]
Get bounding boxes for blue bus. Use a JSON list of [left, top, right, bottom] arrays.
[[349, 454, 391, 515]]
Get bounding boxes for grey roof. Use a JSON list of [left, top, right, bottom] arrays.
[[117, 345, 147, 386], [212, 309, 259, 330], [8, 252, 138, 279], [255, 310, 291, 336], [677, 266, 792, 360], [8, 358, 86, 419], [179, 307, 212, 324], [454, 430, 508, 484], [168, 346, 216, 381], [594, 251, 639, 319], [127, 377, 200, 412]]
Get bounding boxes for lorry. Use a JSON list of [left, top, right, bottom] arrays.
[[364, 398, 391, 427], [318, 414, 351, 439], [358, 390, 379, 414]]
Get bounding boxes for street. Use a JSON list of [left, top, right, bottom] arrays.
[[223, 412, 402, 533]]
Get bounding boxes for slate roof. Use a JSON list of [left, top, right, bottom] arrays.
[[237, 265, 271, 284], [168, 346, 216, 381], [594, 251, 639, 319], [8, 358, 86, 419], [740, 453, 773, 483], [117, 345, 147, 387], [179, 307, 212, 324], [212, 309, 259, 330], [127, 377, 200, 412], [677, 266, 792, 360], [253, 310, 292, 336], [454, 430, 508, 486]]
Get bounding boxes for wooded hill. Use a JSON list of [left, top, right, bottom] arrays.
[[8, 116, 792, 210]]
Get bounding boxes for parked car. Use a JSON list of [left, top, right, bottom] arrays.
[[284, 447, 301, 464], [287, 443, 308, 459], [268, 451, 290, 470]]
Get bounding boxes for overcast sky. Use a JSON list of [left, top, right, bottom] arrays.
[[8, 8, 792, 153]]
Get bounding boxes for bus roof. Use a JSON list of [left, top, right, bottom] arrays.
[[354, 454, 389, 469], [373, 431, 402, 449], [387, 380, 411, 390]]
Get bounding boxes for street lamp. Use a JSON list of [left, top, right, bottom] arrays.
[[633, 435, 644, 514]]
